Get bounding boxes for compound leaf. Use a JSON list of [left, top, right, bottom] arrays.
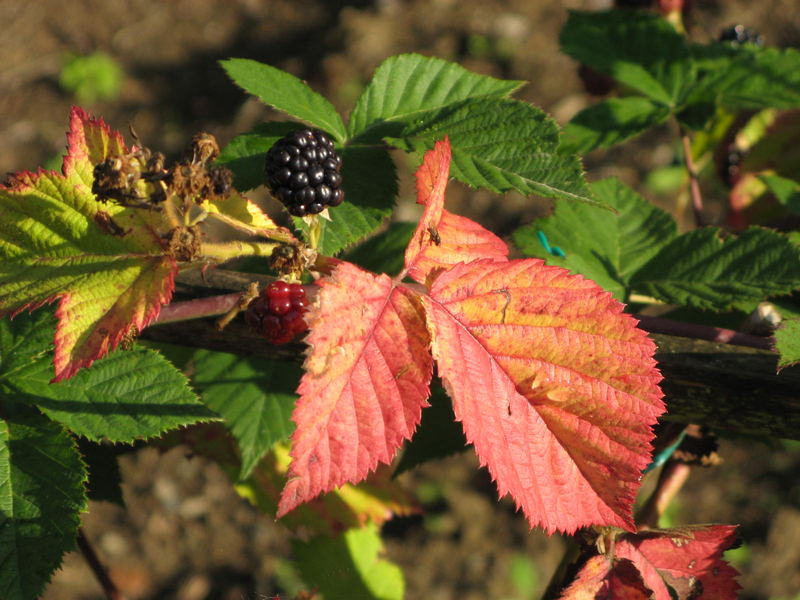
[[422, 258, 665, 533], [0, 408, 87, 600], [191, 349, 299, 479], [708, 47, 800, 111], [0, 310, 213, 442], [630, 227, 800, 310], [616, 525, 741, 600], [0, 109, 177, 381], [404, 137, 508, 285], [277, 262, 433, 517], [561, 96, 671, 154], [560, 9, 692, 106], [396, 98, 596, 206], [348, 53, 523, 142], [513, 178, 677, 300], [221, 59, 346, 143]]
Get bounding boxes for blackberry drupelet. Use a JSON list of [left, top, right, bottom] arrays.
[[245, 281, 308, 345], [719, 25, 763, 47], [264, 129, 345, 217]]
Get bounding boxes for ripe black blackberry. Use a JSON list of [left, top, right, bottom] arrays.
[[719, 25, 763, 47], [245, 281, 308, 345], [614, 0, 654, 7], [264, 128, 345, 217]]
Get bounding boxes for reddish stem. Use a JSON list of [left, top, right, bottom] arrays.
[[633, 314, 772, 351], [154, 293, 242, 324], [681, 132, 705, 227], [77, 528, 128, 600], [636, 461, 692, 529]]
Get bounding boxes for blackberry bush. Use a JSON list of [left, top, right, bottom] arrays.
[[264, 128, 344, 217], [245, 280, 308, 344]]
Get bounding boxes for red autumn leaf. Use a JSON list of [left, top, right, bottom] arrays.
[[421, 258, 665, 533], [559, 555, 652, 600], [615, 525, 741, 600], [403, 137, 508, 285], [277, 262, 433, 517]]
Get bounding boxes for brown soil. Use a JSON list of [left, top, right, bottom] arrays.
[[2, 0, 799, 598]]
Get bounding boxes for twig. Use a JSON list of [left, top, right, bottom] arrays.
[[154, 293, 243, 324], [635, 460, 692, 529], [634, 314, 772, 351], [76, 528, 128, 600], [681, 132, 705, 227]]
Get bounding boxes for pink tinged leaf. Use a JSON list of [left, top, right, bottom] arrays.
[[277, 262, 433, 517], [52, 256, 177, 381], [404, 137, 508, 285], [421, 258, 665, 534], [0, 168, 178, 381], [558, 555, 652, 600], [616, 525, 741, 600], [62, 105, 127, 183]]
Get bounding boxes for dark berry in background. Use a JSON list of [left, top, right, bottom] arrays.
[[264, 129, 345, 217], [719, 25, 764, 47], [245, 281, 308, 345]]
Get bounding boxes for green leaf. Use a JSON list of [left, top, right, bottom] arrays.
[[295, 146, 398, 255], [394, 384, 467, 476], [512, 178, 677, 299], [293, 522, 404, 600], [561, 96, 671, 154], [0, 310, 214, 442], [394, 98, 597, 207], [759, 173, 800, 212], [190, 350, 299, 479], [631, 227, 800, 310], [348, 53, 523, 143], [560, 9, 692, 106], [221, 59, 346, 143], [713, 47, 800, 111], [216, 122, 305, 191], [342, 222, 416, 275], [0, 168, 177, 381], [774, 318, 800, 369], [0, 408, 87, 600]]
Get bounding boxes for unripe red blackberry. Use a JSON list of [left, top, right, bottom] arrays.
[[264, 129, 345, 217], [245, 281, 309, 344]]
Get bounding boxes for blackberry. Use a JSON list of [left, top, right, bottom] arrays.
[[614, 0, 654, 7], [719, 25, 764, 47], [264, 129, 345, 217], [245, 281, 308, 345]]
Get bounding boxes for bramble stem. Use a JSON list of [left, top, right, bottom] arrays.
[[77, 528, 128, 600], [636, 460, 692, 529], [634, 314, 772, 351], [681, 132, 705, 227], [204, 211, 297, 243], [154, 293, 243, 324], [201, 240, 280, 262]]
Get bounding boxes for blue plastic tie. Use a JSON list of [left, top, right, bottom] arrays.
[[536, 230, 566, 258], [643, 429, 688, 473]]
